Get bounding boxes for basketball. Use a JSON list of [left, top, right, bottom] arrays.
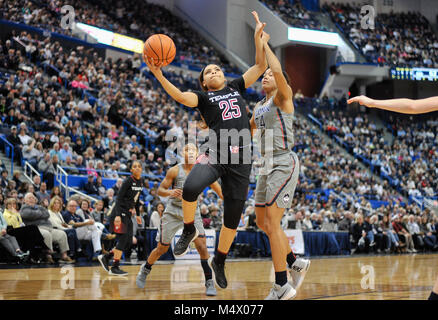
[[143, 34, 176, 67]]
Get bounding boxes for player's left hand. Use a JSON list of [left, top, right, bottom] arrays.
[[129, 208, 136, 216], [347, 95, 374, 107], [252, 11, 266, 38]]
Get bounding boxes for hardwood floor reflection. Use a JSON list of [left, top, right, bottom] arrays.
[[0, 254, 436, 300]]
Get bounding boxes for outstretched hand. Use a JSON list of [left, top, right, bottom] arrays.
[[252, 11, 266, 38], [347, 95, 375, 107], [144, 55, 163, 77]]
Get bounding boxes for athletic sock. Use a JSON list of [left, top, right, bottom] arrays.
[[286, 251, 297, 268], [429, 291, 438, 300], [275, 271, 288, 287], [113, 259, 120, 268], [106, 251, 114, 259], [214, 250, 227, 265], [200, 259, 212, 281], [144, 262, 153, 271], [183, 221, 195, 233]]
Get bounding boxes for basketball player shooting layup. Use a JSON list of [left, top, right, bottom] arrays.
[[251, 30, 310, 300], [348, 94, 438, 300], [144, 11, 267, 289], [136, 143, 223, 296]]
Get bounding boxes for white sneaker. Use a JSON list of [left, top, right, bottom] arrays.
[[289, 258, 311, 290], [265, 283, 296, 300]]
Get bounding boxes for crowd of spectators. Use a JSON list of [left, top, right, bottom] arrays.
[[1, 1, 437, 264], [0, 0, 240, 74], [261, 0, 331, 31], [310, 99, 438, 201], [323, 2, 438, 67]]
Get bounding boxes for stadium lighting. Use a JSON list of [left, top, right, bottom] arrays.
[[287, 27, 339, 47]]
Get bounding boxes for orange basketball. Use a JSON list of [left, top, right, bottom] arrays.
[[143, 34, 176, 67]]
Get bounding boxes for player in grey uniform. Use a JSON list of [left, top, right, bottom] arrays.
[[136, 144, 223, 296], [250, 31, 310, 300]]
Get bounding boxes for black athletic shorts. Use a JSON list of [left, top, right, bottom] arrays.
[[109, 208, 133, 251], [186, 154, 251, 201]]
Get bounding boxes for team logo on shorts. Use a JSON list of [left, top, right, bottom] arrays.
[[283, 194, 290, 203]]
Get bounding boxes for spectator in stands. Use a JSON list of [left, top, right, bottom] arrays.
[[0, 210, 29, 262], [102, 188, 115, 210], [17, 126, 31, 146], [38, 153, 56, 189], [95, 175, 106, 198], [59, 142, 73, 162], [84, 174, 99, 196], [90, 199, 107, 225], [22, 139, 39, 167], [0, 170, 8, 189], [209, 204, 222, 230], [420, 215, 438, 251], [50, 186, 62, 199], [301, 211, 313, 231], [6, 125, 23, 164], [112, 178, 123, 196], [20, 193, 74, 263], [2, 197, 48, 261], [62, 199, 102, 257], [200, 204, 211, 229], [407, 214, 424, 251], [363, 215, 376, 249], [48, 196, 82, 259], [12, 171, 22, 190], [35, 182, 50, 203], [149, 202, 164, 228], [351, 214, 370, 253], [392, 214, 416, 253]]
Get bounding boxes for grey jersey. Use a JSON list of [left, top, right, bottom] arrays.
[[168, 163, 187, 208], [253, 96, 294, 156]]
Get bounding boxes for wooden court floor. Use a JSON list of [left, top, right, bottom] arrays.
[[0, 253, 436, 300]]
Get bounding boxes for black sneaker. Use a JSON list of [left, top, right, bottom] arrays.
[[173, 228, 199, 257], [109, 266, 128, 276], [208, 256, 227, 289], [98, 254, 110, 272]]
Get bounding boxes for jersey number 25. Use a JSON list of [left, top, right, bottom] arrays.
[[219, 98, 241, 121]]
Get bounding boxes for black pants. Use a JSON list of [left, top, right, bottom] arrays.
[[8, 225, 48, 258], [110, 214, 133, 252], [64, 228, 81, 255]]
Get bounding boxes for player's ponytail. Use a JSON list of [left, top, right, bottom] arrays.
[[198, 66, 208, 91]]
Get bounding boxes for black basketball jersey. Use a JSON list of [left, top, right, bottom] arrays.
[[193, 77, 251, 163], [114, 175, 143, 214]]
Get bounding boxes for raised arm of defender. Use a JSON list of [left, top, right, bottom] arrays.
[[347, 95, 438, 114], [242, 11, 268, 89]]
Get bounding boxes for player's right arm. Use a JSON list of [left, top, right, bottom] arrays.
[[157, 165, 182, 199], [145, 57, 198, 108], [347, 95, 438, 114]]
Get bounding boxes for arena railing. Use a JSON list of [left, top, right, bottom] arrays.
[[0, 135, 14, 174], [60, 166, 164, 181], [23, 161, 42, 186], [56, 165, 98, 203]]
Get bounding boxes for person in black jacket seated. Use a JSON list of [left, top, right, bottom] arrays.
[[84, 174, 99, 196], [351, 214, 370, 253], [6, 126, 23, 164]]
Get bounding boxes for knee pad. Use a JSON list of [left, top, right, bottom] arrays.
[[223, 198, 246, 229], [182, 182, 201, 202]]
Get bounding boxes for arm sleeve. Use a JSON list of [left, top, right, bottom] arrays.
[[228, 77, 246, 94]]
